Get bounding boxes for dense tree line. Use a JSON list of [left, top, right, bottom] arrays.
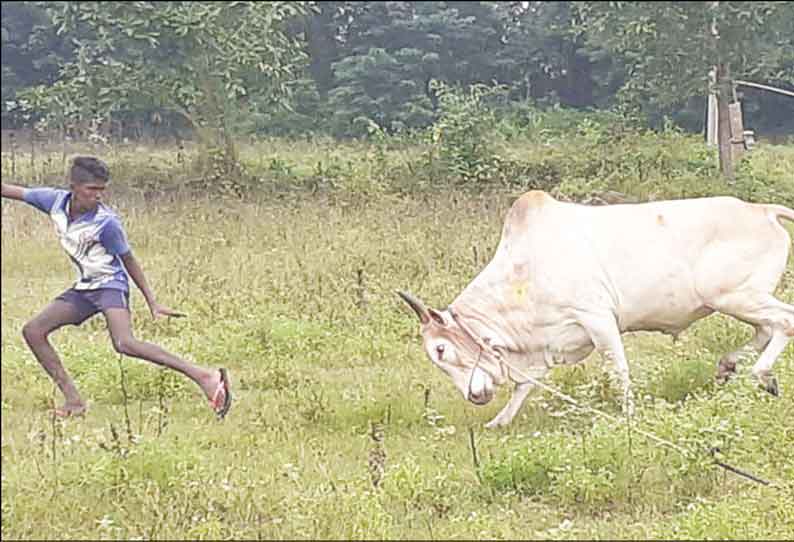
[[2, 1, 793, 142]]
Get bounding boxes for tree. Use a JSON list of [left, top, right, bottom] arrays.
[[326, 1, 507, 136], [302, 1, 345, 100], [317, 1, 624, 136], [578, 1, 794, 180], [493, 1, 623, 107], [19, 1, 309, 175]]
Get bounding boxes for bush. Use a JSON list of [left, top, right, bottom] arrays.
[[421, 81, 508, 185]]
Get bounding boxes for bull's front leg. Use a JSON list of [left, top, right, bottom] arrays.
[[603, 348, 635, 417], [581, 313, 635, 417], [485, 381, 534, 428]]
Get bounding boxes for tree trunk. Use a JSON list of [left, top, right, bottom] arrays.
[[716, 62, 734, 182], [173, 82, 241, 181], [305, 3, 337, 100]]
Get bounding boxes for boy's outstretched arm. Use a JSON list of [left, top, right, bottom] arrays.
[[120, 251, 187, 320], [1, 183, 26, 200]]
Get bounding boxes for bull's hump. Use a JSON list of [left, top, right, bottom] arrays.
[[518, 190, 553, 209], [504, 190, 555, 236]]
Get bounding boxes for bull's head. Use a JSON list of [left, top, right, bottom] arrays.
[[398, 290, 507, 405]]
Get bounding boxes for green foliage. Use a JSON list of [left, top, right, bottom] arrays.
[[647, 358, 717, 404], [0, 1, 73, 121], [495, 1, 623, 108], [50, 1, 308, 121], [4, 1, 794, 140], [328, 47, 435, 137], [733, 146, 794, 207], [247, 78, 329, 138], [325, 2, 507, 135]]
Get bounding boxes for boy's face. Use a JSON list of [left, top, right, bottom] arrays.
[[70, 179, 108, 211]]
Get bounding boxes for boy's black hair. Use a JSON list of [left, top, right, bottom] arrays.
[[70, 156, 110, 184]]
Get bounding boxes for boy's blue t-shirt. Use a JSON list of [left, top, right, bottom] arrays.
[[23, 187, 131, 292]]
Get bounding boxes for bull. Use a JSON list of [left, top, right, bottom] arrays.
[[399, 190, 794, 428]]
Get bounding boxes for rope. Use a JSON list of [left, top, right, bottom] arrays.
[[448, 307, 779, 488], [502, 364, 692, 457]]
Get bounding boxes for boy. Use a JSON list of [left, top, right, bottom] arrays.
[[1, 155, 232, 418]]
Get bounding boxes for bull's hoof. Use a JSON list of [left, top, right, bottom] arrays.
[[716, 358, 737, 384], [485, 417, 509, 429], [765, 376, 779, 397]]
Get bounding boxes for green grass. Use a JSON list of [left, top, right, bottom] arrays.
[[2, 135, 794, 540]]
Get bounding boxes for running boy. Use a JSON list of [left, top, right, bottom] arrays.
[[1, 155, 232, 418]]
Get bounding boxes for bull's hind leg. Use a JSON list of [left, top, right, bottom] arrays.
[[716, 325, 772, 384], [753, 328, 792, 396], [713, 293, 794, 395]]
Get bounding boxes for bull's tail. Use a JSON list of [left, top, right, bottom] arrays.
[[767, 204, 794, 224]]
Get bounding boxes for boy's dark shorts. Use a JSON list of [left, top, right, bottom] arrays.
[[55, 288, 130, 325]]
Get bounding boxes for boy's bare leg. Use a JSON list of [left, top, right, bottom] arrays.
[[22, 300, 87, 415], [102, 308, 227, 409]]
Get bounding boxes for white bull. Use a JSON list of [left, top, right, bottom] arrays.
[[399, 190, 794, 428]]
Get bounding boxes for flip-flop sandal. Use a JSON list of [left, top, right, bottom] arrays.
[[210, 368, 233, 419], [53, 407, 86, 418]]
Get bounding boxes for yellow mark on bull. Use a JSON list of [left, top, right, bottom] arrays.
[[510, 280, 530, 304]]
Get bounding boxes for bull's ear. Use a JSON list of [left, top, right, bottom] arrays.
[[397, 290, 430, 325], [428, 308, 447, 326]]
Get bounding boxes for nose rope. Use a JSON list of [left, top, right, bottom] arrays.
[[446, 306, 777, 488], [466, 346, 483, 403], [448, 307, 483, 401], [449, 306, 503, 401]]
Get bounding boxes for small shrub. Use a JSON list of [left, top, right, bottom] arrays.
[[422, 80, 508, 185]]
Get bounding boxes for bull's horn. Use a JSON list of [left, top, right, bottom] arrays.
[[397, 290, 430, 324]]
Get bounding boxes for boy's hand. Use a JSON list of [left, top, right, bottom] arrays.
[[150, 302, 187, 320]]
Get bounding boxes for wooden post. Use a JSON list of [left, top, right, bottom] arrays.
[[716, 63, 735, 182], [30, 129, 36, 182], [707, 5, 719, 147], [9, 131, 16, 179], [709, 2, 735, 181], [728, 102, 745, 163], [706, 68, 718, 146]]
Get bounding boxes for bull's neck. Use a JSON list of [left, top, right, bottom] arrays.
[[450, 287, 530, 354]]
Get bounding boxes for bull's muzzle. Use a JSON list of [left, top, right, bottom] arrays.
[[466, 366, 494, 405], [467, 389, 494, 405]]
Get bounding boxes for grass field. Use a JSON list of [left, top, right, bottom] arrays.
[[2, 135, 793, 540]]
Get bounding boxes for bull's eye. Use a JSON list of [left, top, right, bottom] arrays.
[[435, 344, 445, 360]]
